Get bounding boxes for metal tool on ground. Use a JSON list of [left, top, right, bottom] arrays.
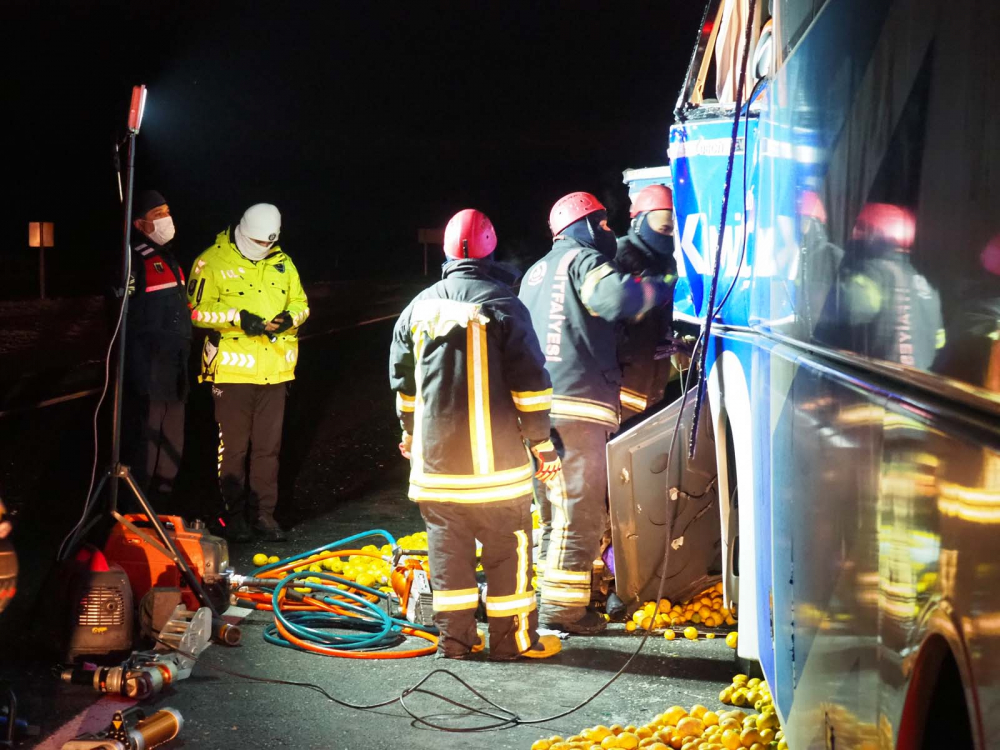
[[61, 706, 183, 750], [62, 605, 213, 699]]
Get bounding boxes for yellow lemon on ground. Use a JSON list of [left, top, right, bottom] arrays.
[[706, 633, 716, 639], [641, 617, 654, 630], [531, 741, 551, 750], [616, 733, 640, 749], [719, 729, 742, 750], [636, 727, 653, 740], [689, 705, 708, 719], [662, 706, 687, 726], [684, 626, 698, 640], [664, 629, 676, 641], [252, 553, 268, 567], [732, 674, 748, 686], [600, 735, 618, 749], [589, 727, 613, 743], [703, 711, 719, 727], [731, 692, 748, 707], [658, 599, 672, 613], [675, 717, 704, 738], [726, 631, 738, 648], [758, 729, 775, 744], [356, 572, 376, 588], [718, 687, 732, 704], [740, 728, 762, 747], [755, 714, 779, 731], [626, 621, 638, 632], [267, 555, 280, 564]]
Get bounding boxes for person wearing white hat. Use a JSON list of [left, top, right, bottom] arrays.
[[187, 203, 310, 542]]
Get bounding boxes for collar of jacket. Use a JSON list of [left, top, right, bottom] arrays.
[[441, 258, 519, 287], [615, 229, 670, 275], [218, 227, 285, 264]]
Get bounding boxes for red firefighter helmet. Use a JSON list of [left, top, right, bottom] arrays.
[[851, 203, 916, 249], [549, 192, 606, 236], [443, 209, 497, 260], [629, 184, 674, 217]]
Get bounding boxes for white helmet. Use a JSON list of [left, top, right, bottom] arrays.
[[239, 203, 281, 244]]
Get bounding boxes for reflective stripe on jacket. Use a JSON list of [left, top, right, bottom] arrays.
[[188, 229, 309, 385], [518, 238, 668, 428], [390, 259, 552, 504]]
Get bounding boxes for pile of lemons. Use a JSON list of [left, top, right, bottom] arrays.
[[529, 691, 785, 750], [251, 531, 430, 594], [623, 583, 738, 646], [718, 675, 774, 713]]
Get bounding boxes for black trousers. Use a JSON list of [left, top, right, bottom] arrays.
[[128, 396, 185, 501], [419, 497, 538, 659], [533, 420, 611, 622], [212, 383, 286, 525]]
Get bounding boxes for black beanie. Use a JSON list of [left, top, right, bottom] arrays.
[[133, 190, 167, 219]]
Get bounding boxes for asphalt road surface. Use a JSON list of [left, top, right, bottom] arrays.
[[0, 309, 741, 750]]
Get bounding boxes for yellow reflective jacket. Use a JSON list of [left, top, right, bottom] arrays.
[[187, 229, 310, 384]]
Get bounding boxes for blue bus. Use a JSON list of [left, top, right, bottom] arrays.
[[609, 1, 1000, 748]]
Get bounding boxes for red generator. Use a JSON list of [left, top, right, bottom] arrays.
[[103, 515, 230, 613]]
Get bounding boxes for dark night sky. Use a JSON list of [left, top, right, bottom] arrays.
[[6, 1, 704, 294]]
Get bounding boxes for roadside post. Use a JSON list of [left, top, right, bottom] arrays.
[[28, 222, 54, 299]]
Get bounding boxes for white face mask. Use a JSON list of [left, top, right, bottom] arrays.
[[147, 216, 176, 246], [235, 224, 273, 261]]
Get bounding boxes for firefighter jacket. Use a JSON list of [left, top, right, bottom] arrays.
[[390, 259, 553, 504], [126, 238, 192, 402], [518, 237, 671, 429], [187, 229, 309, 385], [615, 230, 678, 416]]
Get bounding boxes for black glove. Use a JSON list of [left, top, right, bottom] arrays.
[[268, 311, 294, 335], [239, 310, 266, 336]]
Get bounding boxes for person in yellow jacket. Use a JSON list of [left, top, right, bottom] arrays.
[[187, 203, 309, 542]]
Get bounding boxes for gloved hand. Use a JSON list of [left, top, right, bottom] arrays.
[[399, 431, 413, 460], [530, 439, 562, 482], [239, 310, 266, 336], [266, 311, 294, 335]]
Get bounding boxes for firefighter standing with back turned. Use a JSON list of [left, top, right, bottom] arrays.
[[390, 209, 562, 660], [615, 184, 679, 421], [188, 203, 309, 543], [125, 190, 192, 507], [519, 192, 675, 634]]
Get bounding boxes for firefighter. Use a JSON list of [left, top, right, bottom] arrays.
[[188, 203, 309, 542], [615, 184, 678, 421], [125, 190, 192, 506], [390, 208, 562, 660], [519, 192, 674, 634]]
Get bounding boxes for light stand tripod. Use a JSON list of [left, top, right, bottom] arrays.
[[62, 86, 229, 638]]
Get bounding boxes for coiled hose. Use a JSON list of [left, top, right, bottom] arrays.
[[234, 530, 438, 659]]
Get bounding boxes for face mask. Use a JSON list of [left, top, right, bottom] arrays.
[[147, 216, 175, 246], [560, 211, 617, 258], [235, 224, 273, 261], [636, 213, 675, 260]]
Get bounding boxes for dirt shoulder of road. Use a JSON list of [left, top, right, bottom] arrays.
[[0, 279, 427, 413]]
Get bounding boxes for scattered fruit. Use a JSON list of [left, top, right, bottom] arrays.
[[252, 553, 268, 567], [726, 631, 739, 649]]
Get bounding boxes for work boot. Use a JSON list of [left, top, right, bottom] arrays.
[[435, 630, 485, 660], [253, 516, 287, 543], [491, 634, 562, 661], [220, 515, 253, 544], [541, 608, 607, 635]]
